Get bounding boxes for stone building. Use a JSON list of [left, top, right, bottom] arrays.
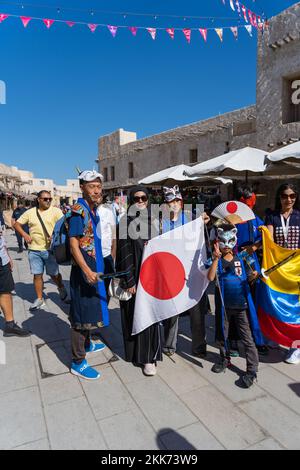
[[0, 164, 81, 209], [97, 2, 300, 213]]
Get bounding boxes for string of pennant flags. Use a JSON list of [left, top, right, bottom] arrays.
[[0, 12, 265, 43], [221, 0, 265, 28]]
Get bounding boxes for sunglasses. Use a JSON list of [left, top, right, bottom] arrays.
[[281, 193, 296, 200], [133, 195, 148, 203], [41, 198, 52, 202]]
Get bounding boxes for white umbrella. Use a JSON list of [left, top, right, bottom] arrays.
[[184, 146, 300, 179], [184, 147, 268, 177], [139, 164, 232, 186], [267, 141, 300, 164]]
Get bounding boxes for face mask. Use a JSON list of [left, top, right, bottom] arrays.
[[217, 227, 238, 250]]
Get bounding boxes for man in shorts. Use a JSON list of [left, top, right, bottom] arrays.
[[15, 191, 69, 310], [0, 225, 30, 336]]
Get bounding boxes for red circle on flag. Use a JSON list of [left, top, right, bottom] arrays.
[[140, 252, 186, 300], [226, 202, 238, 214]]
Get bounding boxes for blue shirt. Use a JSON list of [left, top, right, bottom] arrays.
[[236, 216, 264, 249], [68, 213, 85, 238], [162, 212, 189, 233]]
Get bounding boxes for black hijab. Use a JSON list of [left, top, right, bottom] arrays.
[[128, 186, 149, 206]]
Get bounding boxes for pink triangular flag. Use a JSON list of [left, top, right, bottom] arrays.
[[128, 26, 137, 36], [43, 19, 54, 29], [0, 14, 8, 23], [147, 28, 156, 40], [241, 5, 248, 23], [107, 25, 118, 38], [252, 13, 258, 28], [230, 26, 238, 40], [88, 24, 98, 33], [20, 16, 31, 28], [248, 10, 254, 27], [199, 28, 208, 42], [215, 28, 223, 42], [66, 21, 75, 28], [183, 28, 191, 44], [166, 28, 175, 40]]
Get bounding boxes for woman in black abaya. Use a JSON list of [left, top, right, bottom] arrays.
[[116, 186, 162, 376]]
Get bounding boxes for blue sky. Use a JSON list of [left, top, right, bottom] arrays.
[[0, 0, 298, 183]]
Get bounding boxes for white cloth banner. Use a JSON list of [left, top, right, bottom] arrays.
[[132, 217, 209, 335]]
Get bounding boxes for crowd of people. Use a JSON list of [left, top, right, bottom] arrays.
[[0, 169, 299, 389]]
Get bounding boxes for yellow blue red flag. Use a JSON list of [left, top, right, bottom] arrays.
[[257, 227, 300, 347]]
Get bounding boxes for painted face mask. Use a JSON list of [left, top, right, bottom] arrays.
[[217, 227, 238, 250]]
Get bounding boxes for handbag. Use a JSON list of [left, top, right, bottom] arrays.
[[108, 277, 132, 301]]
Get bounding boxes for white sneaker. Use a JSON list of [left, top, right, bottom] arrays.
[[29, 298, 45, 311], [143, 363, 156, 376], [285, 348, 300, 365]]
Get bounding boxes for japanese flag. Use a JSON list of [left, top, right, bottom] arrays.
[[132, 217, 209, 335]]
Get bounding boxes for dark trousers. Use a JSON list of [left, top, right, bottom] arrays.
[[220, 309, 259, 374], [71, 328, 91, 364], [163, 293, 208, 354], [103, 255, 115, 301], [190, 294, 208, 354], [15, 231, 27, 250]]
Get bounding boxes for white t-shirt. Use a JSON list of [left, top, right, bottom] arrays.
[[97, 205, 116, 258], [0, 229, 9, 266]]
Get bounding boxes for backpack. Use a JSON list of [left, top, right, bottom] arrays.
[[51, 205, 89, 265]]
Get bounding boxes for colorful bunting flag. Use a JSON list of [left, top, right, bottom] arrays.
[[245, 25, 252, 36], [0, 13, 9, 22], [235, 1, 241, 14], [241, 5, 248, 23], [215, 28, 223, 42], [128, 26, 137, 36], [248, 10, 254, 27], [43, 18, 54, 29], [107, 25, 118, 37], [166, 28, 175, 40], [88, 23, 98, 33], [20, 16, 31, 28], [0, 10, 257, 44], [252, 13, 258, 28], [230, 26, 238, 40], [199, 28, 208, 42], [230, 0, 235, 11], [147, 28, 156, 40], [183, 28, 191, 44]]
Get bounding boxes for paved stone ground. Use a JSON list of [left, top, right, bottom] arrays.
[[1, 230, 300, 450]]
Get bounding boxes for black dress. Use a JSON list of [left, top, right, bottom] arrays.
[[116, 210, 162, 364]]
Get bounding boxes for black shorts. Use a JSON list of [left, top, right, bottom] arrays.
[[0, 262, 15, 293]]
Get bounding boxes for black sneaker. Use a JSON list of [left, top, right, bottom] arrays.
[[4, 322, 31, 337], [192, 348, 207, 358], [212, 358, 231, 373], [241, 373, 257, 388], [257, 345, 269, 356], [17, 248, 23, 253]]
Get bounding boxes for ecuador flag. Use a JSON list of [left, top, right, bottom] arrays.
[[257, 227, 300, 347]]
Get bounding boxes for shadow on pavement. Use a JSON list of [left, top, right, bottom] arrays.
[[157, 428, 197, 450]]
